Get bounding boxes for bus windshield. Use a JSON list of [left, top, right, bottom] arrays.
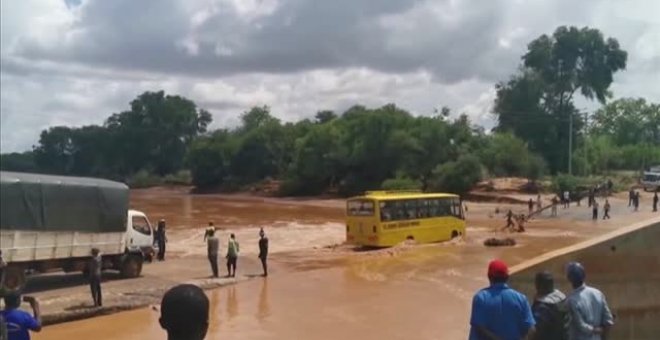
[[379, 197, 461, 221], [347, 200, 375, 216]]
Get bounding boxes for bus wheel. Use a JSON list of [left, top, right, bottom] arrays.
[[451, 230, 459, 239]]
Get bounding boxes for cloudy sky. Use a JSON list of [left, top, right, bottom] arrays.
[[1, 0, 659, 152]]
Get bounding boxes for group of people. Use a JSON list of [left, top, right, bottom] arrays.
[[204, 222, 269, 278], [470, 260, 613, 340]]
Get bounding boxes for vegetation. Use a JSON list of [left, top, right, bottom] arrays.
[[1, 26, 657, 197]]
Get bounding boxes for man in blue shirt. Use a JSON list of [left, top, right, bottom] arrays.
[[1, 293, 41, 340], [565, 262, 614, 340], [469, 259, 535, 340]]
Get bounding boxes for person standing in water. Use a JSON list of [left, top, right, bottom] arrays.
[[203, 222, 215, 242], [226, 234, 240, 277], [206, 229, 219, 278], [258, 228, 269, 277], [505, 210, 515, 230], [602, 200, 611, 220]]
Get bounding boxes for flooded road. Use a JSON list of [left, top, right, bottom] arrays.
[[38, 189, 657, 339]]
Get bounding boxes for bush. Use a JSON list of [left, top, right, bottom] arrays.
[[163, 170, 192, 185], [429, 155, 483, 195], [128, 170, 162, 188], [381, 177, 421, 190]]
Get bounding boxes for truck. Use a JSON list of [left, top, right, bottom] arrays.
[[0, 171, 155, 293], [641, 166, 660, 192]]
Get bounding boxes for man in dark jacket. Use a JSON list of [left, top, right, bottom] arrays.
[[258, 228, 269, 277], [532, 271, 568, 340], [88, 248, 102, 307], [156, 219, 168, 261]]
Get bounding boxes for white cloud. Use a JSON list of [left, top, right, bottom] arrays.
[[1, 0, 659, 152]]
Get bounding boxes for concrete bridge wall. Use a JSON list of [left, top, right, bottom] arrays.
[[509, 217, 660, 340]]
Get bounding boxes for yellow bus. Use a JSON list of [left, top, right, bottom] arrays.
[[345, 190, 465, 247]]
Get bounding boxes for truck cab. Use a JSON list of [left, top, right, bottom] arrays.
[[126, 210, 155, 260]]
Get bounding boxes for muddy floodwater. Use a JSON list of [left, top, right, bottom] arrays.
[[40, 189, 656, 339]]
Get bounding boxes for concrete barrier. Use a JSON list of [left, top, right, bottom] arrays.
[[509, 216, 660, 340]]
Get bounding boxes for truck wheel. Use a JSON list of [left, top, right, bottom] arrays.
[[120, 255, 143, 278], [2, 266, 26, 293]]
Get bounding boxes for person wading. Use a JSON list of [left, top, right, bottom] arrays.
[[528, 199, 535, 215], [1, 293, 42, 340], [156, 219, 168, 261], [469, 259, 535, 340], [505, 210, 515, 230], [532, 271, 568, 340], [258, 228, 269, 277], [226, 233, 240, 277], [565, 262, 614, 340], [206, 229, 219, 278], [88, 248, 103, 307], [159, 284, 209, 340], [602, 200, 611, 220]]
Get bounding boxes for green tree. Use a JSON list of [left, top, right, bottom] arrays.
[[105, 91, 212, 176], [494, 26, 627, 173], [315, 110, 337, 124], [429, 155, 483, 195], [33, 126, 76, 175], [591, 98, 660, 145], [0, 151, 37, 172]]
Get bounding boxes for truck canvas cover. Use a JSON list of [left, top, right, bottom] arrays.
[[1, 171, 128, 232]]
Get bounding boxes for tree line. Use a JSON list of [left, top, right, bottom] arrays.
[[2, 26, 659, 195]]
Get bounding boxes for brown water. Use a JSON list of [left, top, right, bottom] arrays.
[[40, 190, 647, 340]]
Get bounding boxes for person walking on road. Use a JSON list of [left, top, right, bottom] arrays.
[[551, 197, 558, 217], [226, 233, 240, 277], [532, 271, 569, 340], [628, 189, 635, 207], [88, 248, 103, 307], [563, 191, 570, 208], [1, 294, 42, 340], [592, 200, 599, 221], [156, 219, 168, 261], [633, 191, 640, 212], [528, 199, 535, 215], [469, 259, 535, 340], [565, 262, 614, 340], [258, 228, 269, 277], [602, 200, 611, 220], [653, 191, 658, 212], [159, 284, 209, 340], [537, 194, 543, 211], [206, 229, 219, 278], [588, 189, 594, 208]]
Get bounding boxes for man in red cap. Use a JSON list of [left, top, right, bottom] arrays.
[[469, 259, 535, 340]]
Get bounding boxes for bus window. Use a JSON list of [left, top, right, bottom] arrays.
[[451, 198, 463, 218], [380, 201, 393, 221], [394, 200, 406, 220], [404, 199, 418, 219], [418, 199, 430, 218], [347, 200, 375, 216], [438, 198, 452, 216]]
